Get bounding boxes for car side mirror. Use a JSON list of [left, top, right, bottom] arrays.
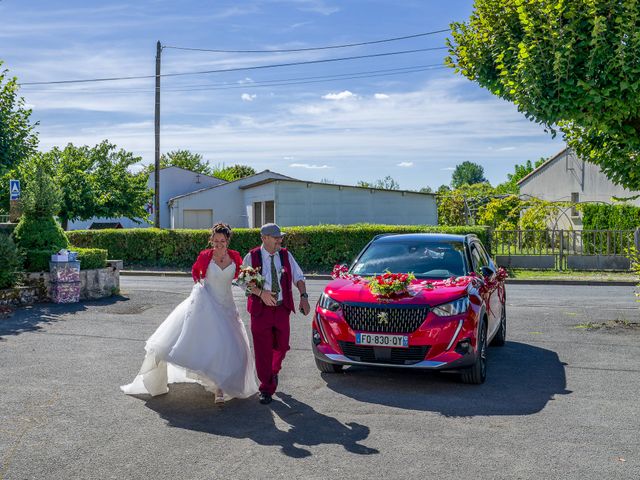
[[481, 266, 495, 278]]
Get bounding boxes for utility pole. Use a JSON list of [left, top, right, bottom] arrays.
[[154, 41, 162, 228]]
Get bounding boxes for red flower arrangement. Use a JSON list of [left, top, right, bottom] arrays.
[[368, 271, 416, 297]]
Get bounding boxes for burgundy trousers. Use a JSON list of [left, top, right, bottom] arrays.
[[250, 304, 291, 395]]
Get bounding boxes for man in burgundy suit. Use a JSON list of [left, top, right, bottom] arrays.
[[243, 223, 310, 404]]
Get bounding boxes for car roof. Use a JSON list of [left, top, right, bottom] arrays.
[[372, 233, 475, 243]]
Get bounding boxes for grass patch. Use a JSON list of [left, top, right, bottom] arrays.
[[574, 319, 640, 330], [508, 269, 637, 281]]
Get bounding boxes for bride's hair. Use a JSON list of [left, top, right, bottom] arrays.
[[210, 222, 232, 242]]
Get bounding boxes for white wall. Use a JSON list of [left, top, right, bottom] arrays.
[[68, 166, 225, 230], [265, 181, 437, 226], [520, 149, 640, 205], [169, 171, 287, 229]]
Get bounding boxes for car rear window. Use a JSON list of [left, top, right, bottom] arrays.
[[351, 240, 467, 279]]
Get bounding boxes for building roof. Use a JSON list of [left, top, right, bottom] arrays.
[[239, 177, 436, 196], [167, 170, 296, 202], [516, 147, 569, 186], [151, 165, 225, 180]]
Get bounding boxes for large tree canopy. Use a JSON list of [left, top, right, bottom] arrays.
[[0, 62, 39, 213], [451, 161, 487, 188], [447, 0, 640, 190], [44, 141, 152, 229]]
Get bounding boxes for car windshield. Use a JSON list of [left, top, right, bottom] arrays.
[[351, 239, 467, 279]]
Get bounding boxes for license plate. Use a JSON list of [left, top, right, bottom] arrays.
[[356, 332, 409, 348]]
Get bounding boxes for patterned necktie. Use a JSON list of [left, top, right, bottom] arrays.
[[270, 254, 281, 296]]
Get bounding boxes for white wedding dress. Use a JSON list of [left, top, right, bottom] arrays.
[[121, 261, 258, 399]]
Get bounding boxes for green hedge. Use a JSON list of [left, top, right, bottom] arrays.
[[23, 247, 108, 272], [67, 225, 490, 271], [582, 204, 640, 230], [0, 233, 22, 289], [75, 247, 108, 270]]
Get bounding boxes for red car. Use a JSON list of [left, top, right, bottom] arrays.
[[312, 234, 507, 384]]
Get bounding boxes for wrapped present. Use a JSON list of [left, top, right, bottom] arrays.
[[51, 281, 80, 303], [49, 261, 81, 283]]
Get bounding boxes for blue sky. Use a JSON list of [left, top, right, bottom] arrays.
[[2, 0, 564, 190]]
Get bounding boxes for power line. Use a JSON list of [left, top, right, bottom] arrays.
[[163, 29, 450, 53], [23, 63, 447, 93], [19, 46, 448, 86]]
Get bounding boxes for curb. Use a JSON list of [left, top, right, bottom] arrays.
[[121, 270, 635, 286]]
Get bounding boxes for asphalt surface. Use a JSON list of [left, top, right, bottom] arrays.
[[1, 278, 639, 479]]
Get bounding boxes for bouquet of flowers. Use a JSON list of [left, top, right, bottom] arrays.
[[235, 265, 265, 296], [368, 271, 415, 297]]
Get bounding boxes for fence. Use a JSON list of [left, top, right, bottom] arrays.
[[0, 215, 9, 223], [491, 229, 638, 270]]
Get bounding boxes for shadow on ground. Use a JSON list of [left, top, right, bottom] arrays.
[[142, 389, 378, 458], [321, 341, 570, 417], [0, 296, 128, 339]]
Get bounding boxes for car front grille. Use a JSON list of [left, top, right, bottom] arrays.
[[342, 304, 429, 333], [338, 341, 429, 365]]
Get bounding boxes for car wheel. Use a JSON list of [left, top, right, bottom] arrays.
[[315, 357, 344, 373], [491, 303, 507, 347], [461, 320, 487, 385]]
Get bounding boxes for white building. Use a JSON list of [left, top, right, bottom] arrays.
[[518, 147, 640, 228], [169, 173, 437, 229], [68, 166, 224, 230], [68, 166, 438, 230]]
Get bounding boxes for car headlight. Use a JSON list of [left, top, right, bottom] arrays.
[[318, 292, 341, 312], [432, 297, 470, 317]]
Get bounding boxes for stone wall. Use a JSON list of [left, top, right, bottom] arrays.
[[0, 260, 121, 306]]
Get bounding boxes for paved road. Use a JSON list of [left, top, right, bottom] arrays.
[[1, 278, 639, 479]]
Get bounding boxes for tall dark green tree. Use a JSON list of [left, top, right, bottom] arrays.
[[451, 161, 487, 188], [447, 0, 640, 190], [0, 62, 39, 213], [142, 149, 213, 176]]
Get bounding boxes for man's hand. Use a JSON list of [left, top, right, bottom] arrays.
[[299, 297, 311, 315], [260, 290, 278, 306]]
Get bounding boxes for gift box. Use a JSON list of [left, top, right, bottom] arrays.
[[51, 254, 69, 262], [49, 261, 81, 282], [50, 281, 80, 304]]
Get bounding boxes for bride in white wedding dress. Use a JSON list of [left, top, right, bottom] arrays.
[[121, 224, 258, 402]]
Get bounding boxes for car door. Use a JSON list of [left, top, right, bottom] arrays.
[[470, 242, 500, 337]]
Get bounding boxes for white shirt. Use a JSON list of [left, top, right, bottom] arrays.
[[242, 246, 305, 302]]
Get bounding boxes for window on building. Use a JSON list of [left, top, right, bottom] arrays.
[[253, 202, 262, 227], [265, 201, 275, 224], [571, 192, 579, 217], [252, 200, 276, 227]]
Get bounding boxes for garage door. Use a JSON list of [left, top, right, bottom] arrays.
[[183, 209, 213, 229]]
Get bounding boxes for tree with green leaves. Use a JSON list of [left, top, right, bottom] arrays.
[[11, 155, 69, 271], [0, 62, 39, 213], [448, 0, 640, 190], [142, 149, 213, 176], [357, 176, 400, 190], [451, 161, 487, 188], [437, 182, 496, 226], [495, 157, 547, 194], [212, 164, 256, 182], [43, 141, 152, 229]]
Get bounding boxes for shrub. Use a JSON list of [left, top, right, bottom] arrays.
[[23, 248, 58, 272], [12, 216, 69, 251], [67, 224, 491, 271], [582, 204, 640, 230], [0, 233, 22, 288], [74, 247, 108, 270]]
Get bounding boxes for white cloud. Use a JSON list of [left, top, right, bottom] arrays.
[[397, 162, 413, 167], [322, 90, 356, 100], [241, 93, 257, 102], [290, 163, 331, 169], [441, 167, 456, 171], [374, 93, 390, 100], [497, 146, 516, 151]]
